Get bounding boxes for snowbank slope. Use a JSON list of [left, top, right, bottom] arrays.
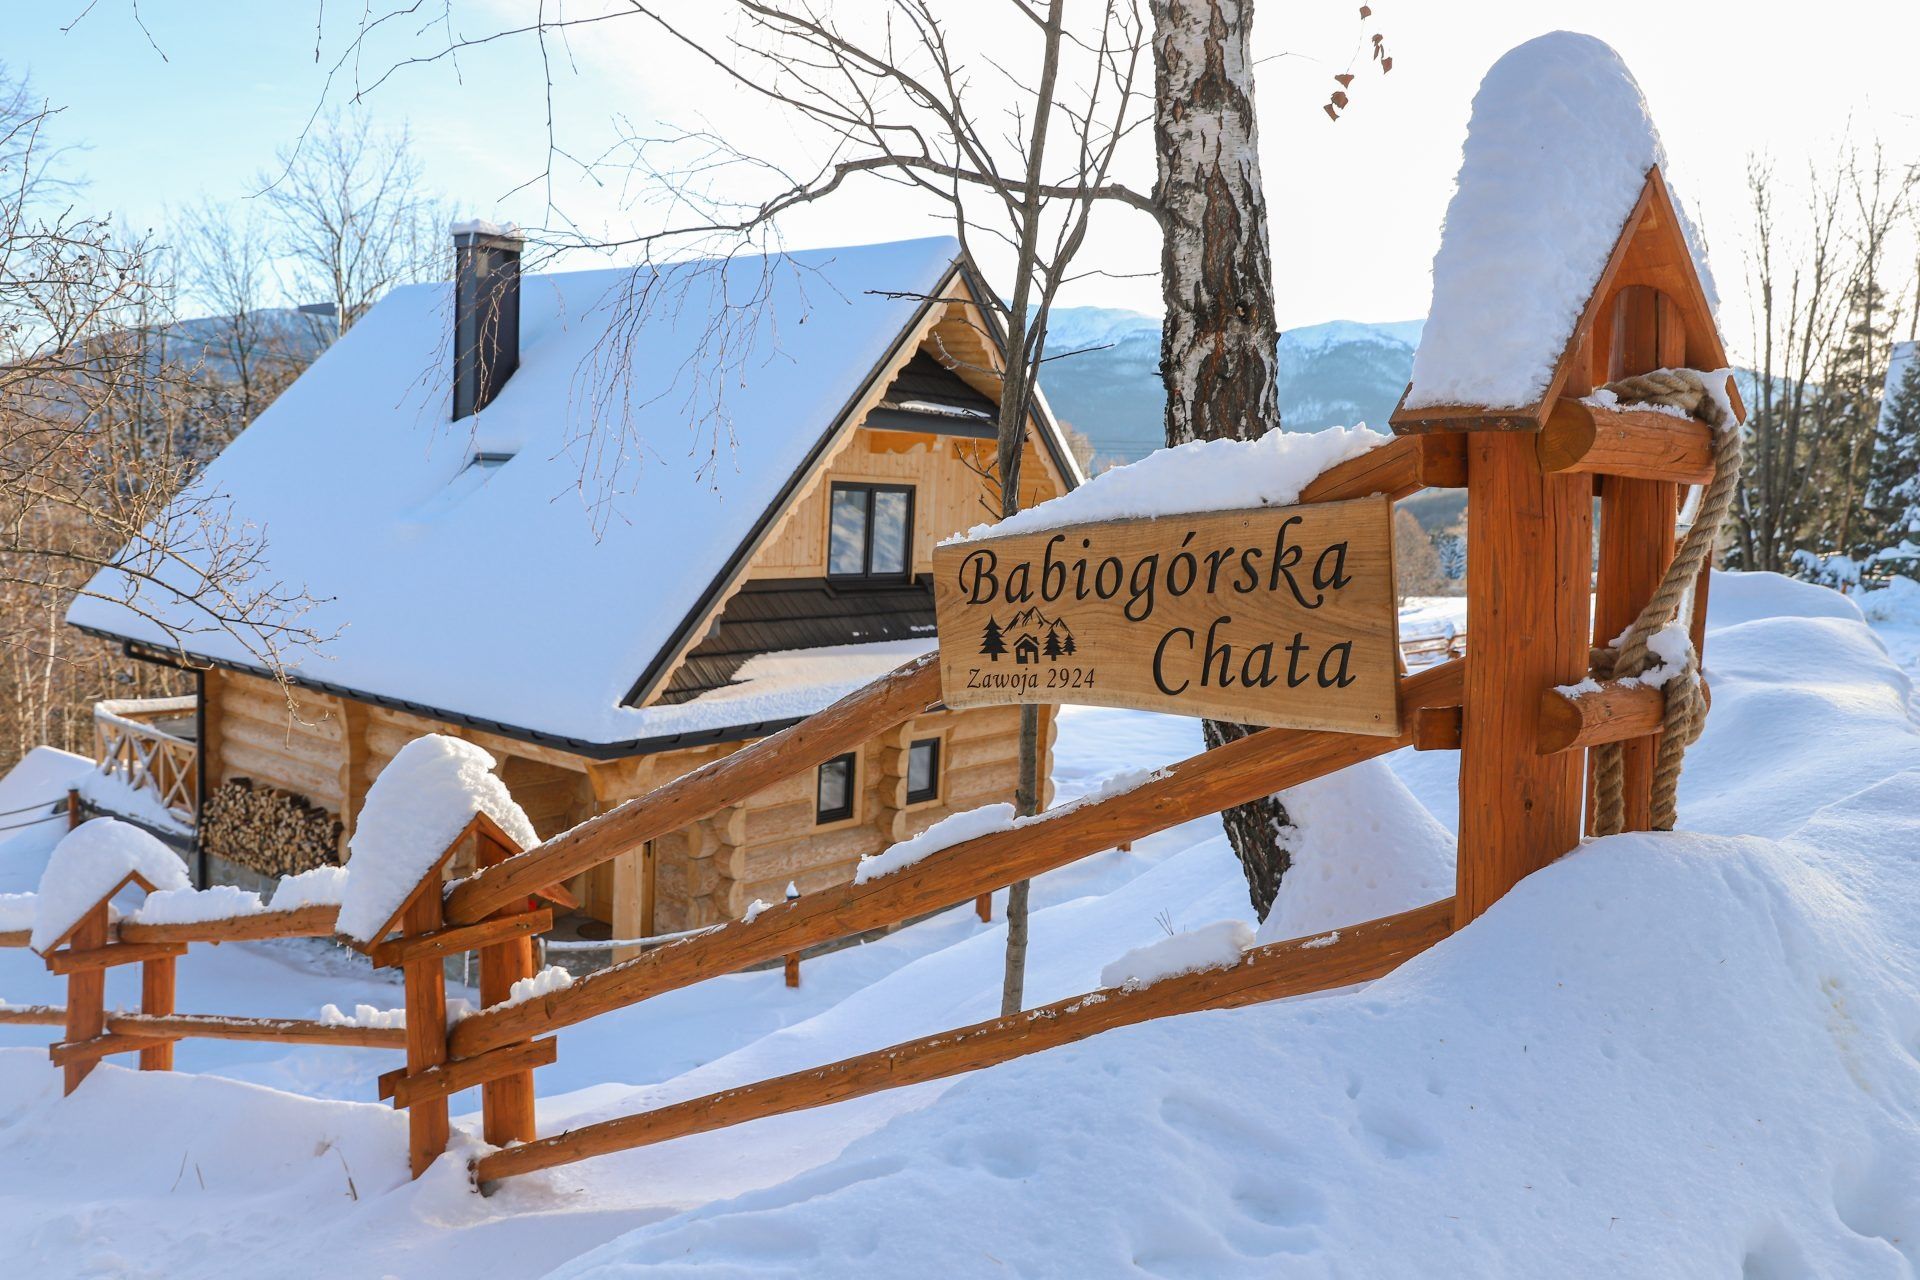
[[548, 572, 1920, 1278]]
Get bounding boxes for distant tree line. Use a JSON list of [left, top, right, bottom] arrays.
[[0, 75, 445, 773], [1731, 144, 1920, 587]]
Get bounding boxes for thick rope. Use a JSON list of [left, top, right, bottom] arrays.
[[1588, 369, 1742, 835]]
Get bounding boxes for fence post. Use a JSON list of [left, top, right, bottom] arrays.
[[60, 902, 109, 1094], [473, 825, 539, 1150], [138, 954, 176, 1072], [401, 884, 450, 1175], [1589, 286, 1684, 832], [1457, 367, 1595, 925]]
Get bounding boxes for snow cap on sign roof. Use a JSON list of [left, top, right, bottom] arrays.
[[1404, 32, 1716, 413]]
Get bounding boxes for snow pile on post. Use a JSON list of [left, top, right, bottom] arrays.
[[949, 424, 1387, 543], [334, 735, 537, 943], [854, 803, 1017, 885], [1255, 757, 1456, 945], [128, 884, 265, 926], [1404, 31, 1716, 411], [30, 817, 190, 952], [474, 964, 574, 1017], [1099, 920, 1254, 990], [318, 1003, 406, 1029], [267, 865, 350, 912], [0, 893, 35, 932]]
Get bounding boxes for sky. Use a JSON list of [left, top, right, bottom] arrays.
[[7, 0, 1920, 362]]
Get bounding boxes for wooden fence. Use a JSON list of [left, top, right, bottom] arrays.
[[10, 310, 1730, 1190]]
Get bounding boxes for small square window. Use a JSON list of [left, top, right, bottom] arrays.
[[906, 738, 940, 804], [827, 483, 914, 579], [816, 753, 856, 824]]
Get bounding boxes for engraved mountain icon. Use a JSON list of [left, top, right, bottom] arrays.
[[987, 606, 1075, 665]]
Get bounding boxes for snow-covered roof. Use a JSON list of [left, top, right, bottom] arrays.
[[70, 236, 1030, 749], [1404, 32, 1716, 412]]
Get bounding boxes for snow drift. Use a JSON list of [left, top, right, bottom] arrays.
[[1, 572, 1917, 1278]]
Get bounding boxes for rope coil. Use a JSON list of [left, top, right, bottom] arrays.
[[1588, 369, 1742, 835]]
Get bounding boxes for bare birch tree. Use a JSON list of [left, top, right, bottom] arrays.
[[1151, 0, 1393, 919], [1151, 0, 1291, 917], [264, 113, 449, 340]]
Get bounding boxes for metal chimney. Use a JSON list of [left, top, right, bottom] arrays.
[[452, 221, 523, 420]]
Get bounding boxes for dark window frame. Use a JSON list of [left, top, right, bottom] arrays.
[[905, 736, 942, 805], [815, 751, 857, 824], [827, 482, 916, 582]]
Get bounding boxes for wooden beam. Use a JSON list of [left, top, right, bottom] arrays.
[[50, 1032, 163, 1068], [450, 661, 1464, 1059], [382, 1037, 556, 1108], [1457, 417, 1592, 926], [139, 955, 176, 1072], [61, 903, 108, 1094], [444, 654, 946, 925], [369, 908, 551, 970], [473, 825, 542, 1150], [104, 1012, 409, 1048], [1411, 706, 1463, 752], [1585, 286, 1688, 832], [44, 942, 188, 976], [0, 929, 27, 948], [473, 898, 1456, 1185], [116, 904, 340, 945], [0, 1004, 65, 1025], [1537, 397, 1713, 485], [1539, 677, 1709, 755], [402, 869, 451, 1177], [1297, 434, 1467, 506]]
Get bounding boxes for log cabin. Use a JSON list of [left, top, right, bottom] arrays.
[[68, 230, 1083, 948]]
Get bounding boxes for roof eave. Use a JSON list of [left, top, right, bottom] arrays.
[[83, 624, 818, 763]]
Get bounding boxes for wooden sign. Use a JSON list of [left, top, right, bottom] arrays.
[[932, 495, 1400, 735]]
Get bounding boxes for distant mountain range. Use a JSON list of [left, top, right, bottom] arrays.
[[1039, 307, 1426, 471]]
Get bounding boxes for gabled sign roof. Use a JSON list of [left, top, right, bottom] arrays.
[[1393, 166, 1729, 435]]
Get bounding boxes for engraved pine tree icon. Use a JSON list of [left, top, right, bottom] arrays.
[[981, 616, 1007, 660]]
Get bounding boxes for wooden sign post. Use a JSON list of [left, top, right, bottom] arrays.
[[932, 495, 1401, 737], [1392, 165, 1738, 926]]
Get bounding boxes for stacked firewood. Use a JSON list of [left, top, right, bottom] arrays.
[[201, 778, 342, 877]]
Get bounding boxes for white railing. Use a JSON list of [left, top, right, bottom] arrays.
[[93, 696, 199, 823]]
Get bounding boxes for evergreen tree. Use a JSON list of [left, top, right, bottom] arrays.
[[1061, 632, 1077, 656], [1867, 345, 1920, 574], [1043, 626, 1063, 660], [981, 616, 1007, 660]]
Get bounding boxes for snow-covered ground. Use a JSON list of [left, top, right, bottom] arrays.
[[2, 571, 1918, 1277]]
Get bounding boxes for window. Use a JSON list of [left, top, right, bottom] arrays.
[[816, 752, 856, 824], [829, 483, 913, 579], [906, 737, 941, 805]]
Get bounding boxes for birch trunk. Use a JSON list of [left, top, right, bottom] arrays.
[[997, 0, 1066, 1017], [1152, 0, 1295, 919]]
